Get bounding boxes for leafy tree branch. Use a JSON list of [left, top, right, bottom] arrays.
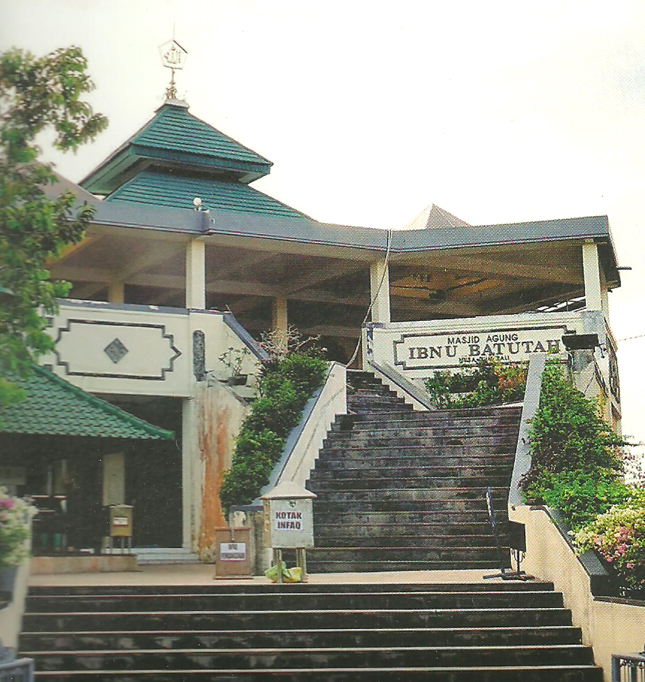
[[0, 46, 107, 407]]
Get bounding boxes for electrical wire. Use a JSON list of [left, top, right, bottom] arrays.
[[347, 228, 394, 368], [618, 333, 645, 343]]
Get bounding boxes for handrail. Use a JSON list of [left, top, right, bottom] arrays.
[[508, 354, 546, 508], [260, 362, 346, 494], [222, 312, 269, 361], [612, 650, 645, 681], [367, 359, 435, 411]]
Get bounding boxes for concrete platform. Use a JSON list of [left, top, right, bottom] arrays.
[[31, 554, 137, 575], [29, 563, 508, 587]]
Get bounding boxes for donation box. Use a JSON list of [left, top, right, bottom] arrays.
[[214, 527, 252, 578], [262, 481, 316, 549], [109, 505, 133, 538]]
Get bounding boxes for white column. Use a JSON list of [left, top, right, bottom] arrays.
[[600, 267, 610, 322], [370, 259, 391, 324], [186, 238, 206, 309], [582, 241, 603, 312], [107, 280, 124, 304]]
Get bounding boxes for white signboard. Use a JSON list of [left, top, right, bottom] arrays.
[[219, 542, 247, 562], [394, 326, 567, 371], [274, 509, 304, 531], [269, 499, 314, 549]]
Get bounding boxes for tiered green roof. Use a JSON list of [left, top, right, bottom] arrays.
[[0, 366, 173, 440], [80, 100, 302, 218]]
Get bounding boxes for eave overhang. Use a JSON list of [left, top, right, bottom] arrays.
[[86, 201, 621, 286]]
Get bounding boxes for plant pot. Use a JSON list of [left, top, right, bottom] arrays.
[[227, 374, 248, 386]]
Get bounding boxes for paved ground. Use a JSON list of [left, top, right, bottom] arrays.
[[29, 564, 506, 587]]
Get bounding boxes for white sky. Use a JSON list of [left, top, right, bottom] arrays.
[[2, 0, 645, 443]]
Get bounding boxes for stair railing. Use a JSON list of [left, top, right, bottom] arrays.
[[484, 487, 529, 581], [508, 354, 547, 509], [366, 359, 436, 411], [612, 648, 645, 682]]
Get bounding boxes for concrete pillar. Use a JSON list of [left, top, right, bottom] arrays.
[[107, 280, 124, 304], [102, 452, 125, 506], [600, 267, 610, 322], [271, 297, 288, 351], [272, 297, 288, 334], [186, 238, 206, 309], [370, 259, 391, 324], [582, 241, 603, 313], [181, 397, 198, 550]]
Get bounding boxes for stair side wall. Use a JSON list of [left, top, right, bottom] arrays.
[[512, 504, 644, 681]]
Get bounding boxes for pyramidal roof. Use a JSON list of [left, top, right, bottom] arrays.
[[80, 99, 306, 218], [81, 100, 274, 195], [401, 204, 471, 230]]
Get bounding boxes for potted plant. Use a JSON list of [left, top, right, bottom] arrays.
[[0, 488, 37, 602], [218, 347, 251, 386]]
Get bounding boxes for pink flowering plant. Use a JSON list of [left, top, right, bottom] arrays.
[[0, 487, 37, 568], [573, 490, 645, 592]]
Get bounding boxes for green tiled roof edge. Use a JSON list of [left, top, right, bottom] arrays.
[[107, 170, 306, 218], [1, 366, 175, 440]]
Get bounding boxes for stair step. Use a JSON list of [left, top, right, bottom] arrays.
[[21, 625, 584, 650], [21, 582, 601, 681], [133, 548, 200, 565], [308, 476, 510, 490], [307, 547, 505, 562], [313, 522, 499, 537], [315, 454, 515, 467], [310, 466, 511, 479], [315, 535, 502, 548], [26, 644, 594, 672], [30, 666, 604, 681], [313, 510, 508, 525], [27, 589, 563, 613]]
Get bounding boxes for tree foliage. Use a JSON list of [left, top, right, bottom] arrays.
[[0, 46, 107, 406]]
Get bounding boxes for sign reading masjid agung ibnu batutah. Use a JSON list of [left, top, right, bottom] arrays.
[[393, 326, 567, 371]]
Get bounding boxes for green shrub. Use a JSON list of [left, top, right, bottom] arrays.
[[522, 467, 629, 530], [522, 361, 623, 480], [520, 360, 642, 592], [424, 357, 527, 409], [219, 345, 327, 513]]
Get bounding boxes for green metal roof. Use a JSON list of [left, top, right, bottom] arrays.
[[107, 170, 305, 218], [133, 103, 271, 168], [81, 101, 273, 195], [0, 366, 174, 440]]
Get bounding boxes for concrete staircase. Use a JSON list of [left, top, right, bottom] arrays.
[[132, 548, 201, 565], [306, 370, 521, 572], [21, 581, 602, 680]]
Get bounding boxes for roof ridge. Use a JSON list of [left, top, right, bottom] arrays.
[[167, 104, 273, 168]]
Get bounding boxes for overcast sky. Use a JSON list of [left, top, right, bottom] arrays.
[[2, 0, 645, 443]]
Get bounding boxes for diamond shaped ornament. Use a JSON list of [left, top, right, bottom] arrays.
[[104, 338, 129, 364]]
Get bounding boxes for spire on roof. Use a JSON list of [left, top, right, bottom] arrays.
[[401, 204, 471, 230], [159, 37, 188, 103]]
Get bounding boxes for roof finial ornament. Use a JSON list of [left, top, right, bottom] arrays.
[[159, 30, 188, 102]]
